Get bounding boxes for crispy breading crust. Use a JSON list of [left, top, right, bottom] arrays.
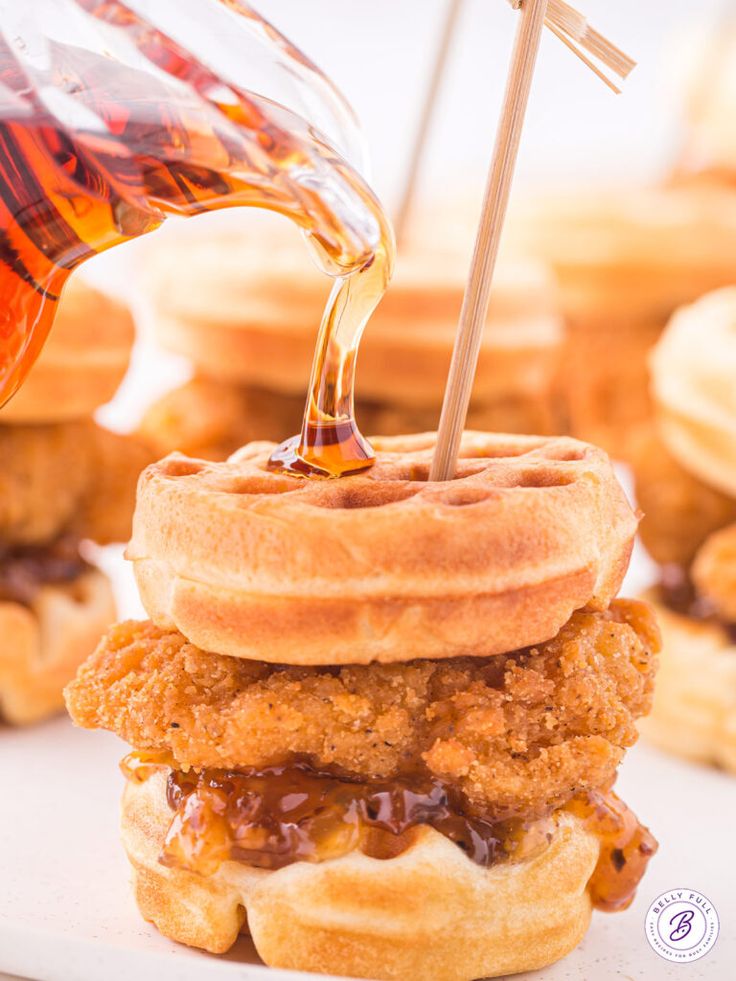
[[67, 600, 659, 821], [0, 421, 153, 547], [0, 422, 95, 546]]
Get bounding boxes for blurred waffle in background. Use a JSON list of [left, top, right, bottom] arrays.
[[628, 288, 736, 771], [0, 277, 153, 725], [139, 212, 564, 460], [510, 183, 736, 458]]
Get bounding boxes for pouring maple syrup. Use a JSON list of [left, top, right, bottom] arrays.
[[267, 242, 392, 479], [0, 0, 394, 478]]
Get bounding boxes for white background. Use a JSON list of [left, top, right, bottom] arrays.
[[261, 0, 729, 195]]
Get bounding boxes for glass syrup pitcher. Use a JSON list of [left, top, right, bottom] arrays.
[[0, 0, 394, 475]]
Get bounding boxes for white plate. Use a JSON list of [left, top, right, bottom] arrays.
[[2, 708, 735, 980], [0, 718, 344, 981]]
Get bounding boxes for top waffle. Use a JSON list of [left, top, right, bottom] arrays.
[[128, 432, 637, 665]]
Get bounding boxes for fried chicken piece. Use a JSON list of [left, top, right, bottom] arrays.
[[0, 422, 96, 546], [693, 522, 736, 622], [0, 421, 153, 547], [67, 600, 659, 821], [630, 424, 736, 567]]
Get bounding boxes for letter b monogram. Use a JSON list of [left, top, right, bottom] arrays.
[[669, 910, 694, 942]]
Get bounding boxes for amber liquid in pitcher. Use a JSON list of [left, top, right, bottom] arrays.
[[0, 0, 394, 477]]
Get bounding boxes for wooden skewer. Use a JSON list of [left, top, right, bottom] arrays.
[[393, 0, 464, 247], [545, 20, 621, 94], [429, 0, 549, 481], [510, 0, 636, 91]]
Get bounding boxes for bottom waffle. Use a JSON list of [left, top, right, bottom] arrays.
[[0, 568, 116, 725], [638, 593, 736, 772], [122, 771, 597, 980]]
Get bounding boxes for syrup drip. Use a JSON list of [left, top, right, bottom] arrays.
[[163, 763, 515, 875], [0, 0, 393, 479], [121, 754, 657, 910], [267, 241, 391, 478], [567, 788, 658, 913], [267, 418, 373, 479]]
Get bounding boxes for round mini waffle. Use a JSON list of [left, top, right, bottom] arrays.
[[121, 770, 598, 977], [144, 223, 562, 407], [638, 591, 736, 772], [0, 568, 116, 725], [651, 287, 736, 499], [1, 276, 134, 424], [128, 431, 637, 665], [513, 183, 736, 455]]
